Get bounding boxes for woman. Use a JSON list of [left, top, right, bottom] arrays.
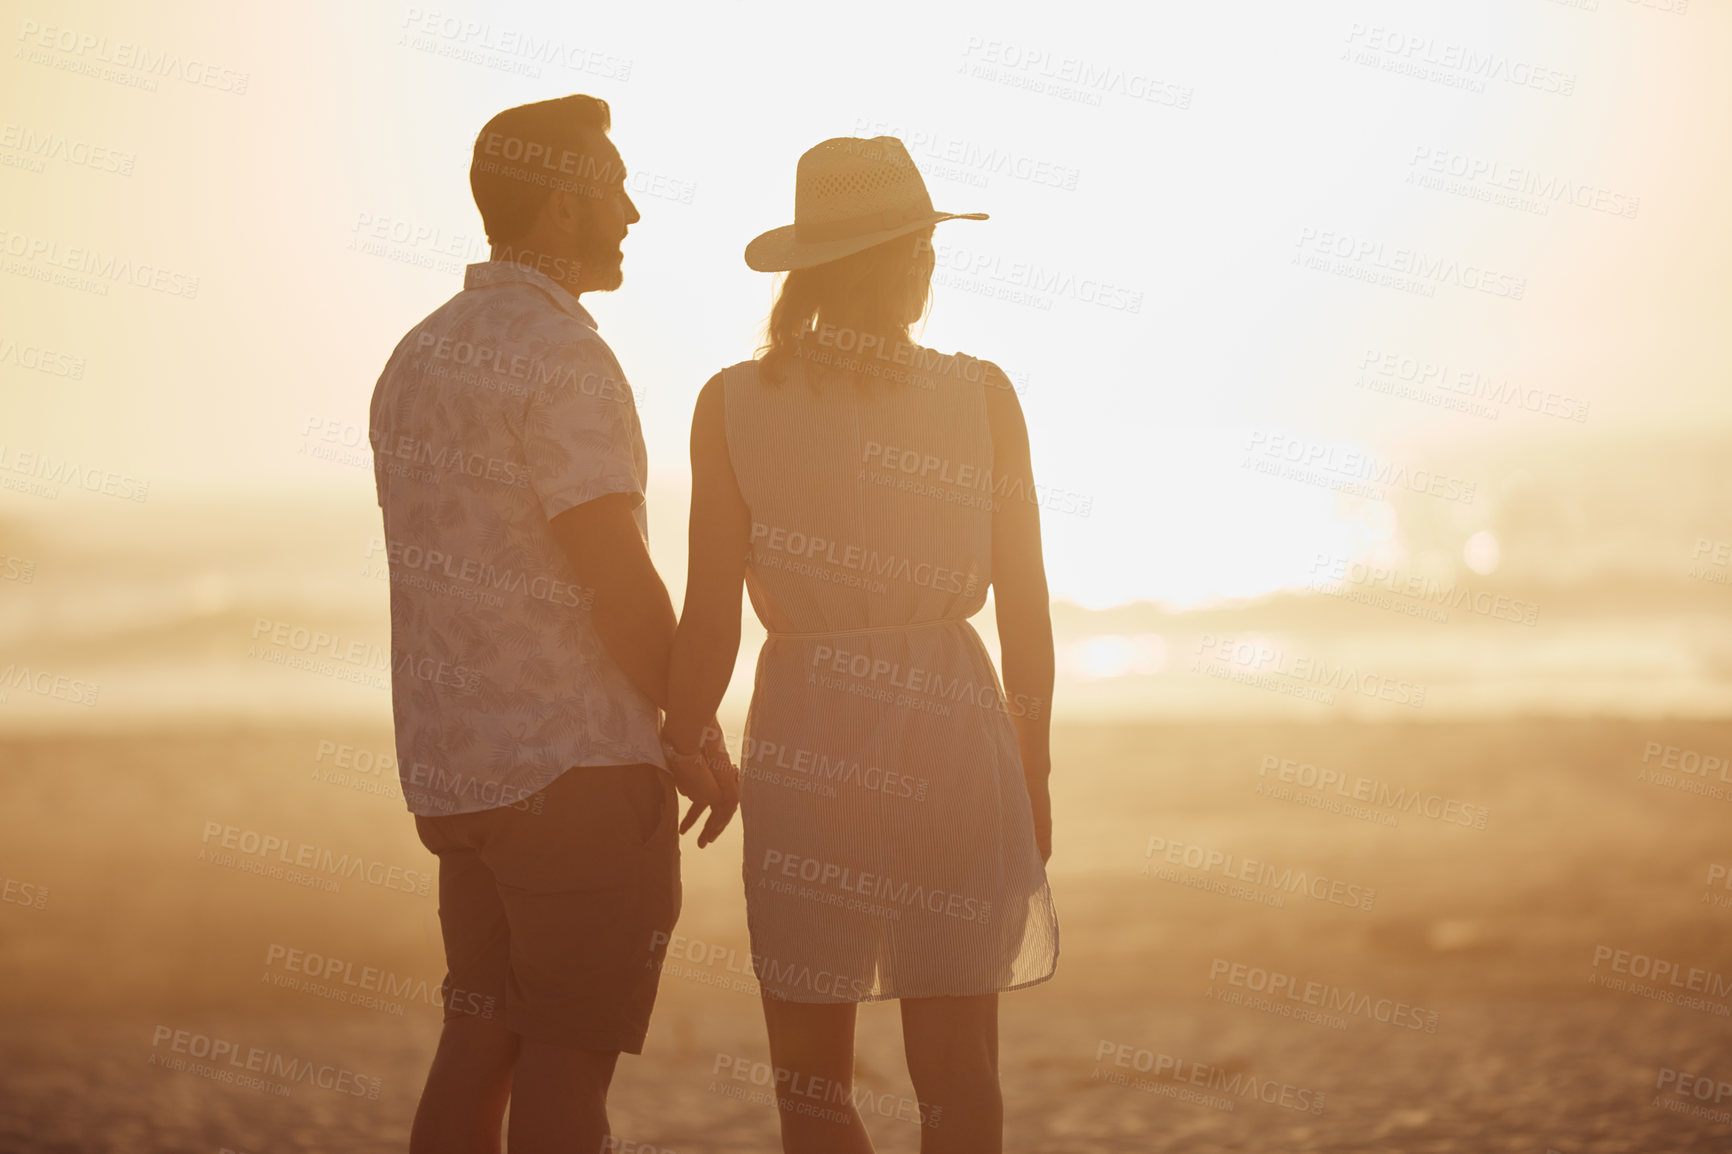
[[661, 136, 1058, 1154]]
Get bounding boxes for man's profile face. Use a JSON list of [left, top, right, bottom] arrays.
[[568, 132, 639, 293]]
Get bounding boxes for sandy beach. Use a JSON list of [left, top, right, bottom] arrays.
[[3, 717, 1728, 1152]]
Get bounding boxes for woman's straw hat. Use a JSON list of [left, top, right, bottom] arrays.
[[744, 136, 987, 272]]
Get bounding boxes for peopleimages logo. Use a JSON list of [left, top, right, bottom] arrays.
[[0, 124, 136, 176], [1207, 957, 1440, 1033], [1294, 227, 1525, 300], [1589, 944, 1732, 1016], [710, 1052, 939, 1127], [957, 37, 1194, 111], [852, 117, 1081, 191], [401, 763, 548, 815], [1244, 430, 1476, 506], [0, 229, 200, 298], [807, 640, 1043, 721], [370, 428, 532, 489], [398, 9, 632, 82], [16, 20, 251, 93], [738, 735, 930, 801], [759, 848, 993, 924], [0, 663, 99, 707], [1092, 1040, 1326, 1115], [1407, 146, 1639, 220], [0, 334, 85, 379], [148, 1026, 380, 1098], [1654, 1065, 1732, 1126], [263, 943, 495, 1019], [931, 241, 1143, 312], [409, 329, 639, 405], [1354, 348, 1590, 424], [475, 128, 624, 183], [310, 739, 401, 802], [650, 930, 877, 1001], [2, 869, 49, 910], [0, 444, 149, 502], [198, 821, 433, 896], [366, 536, 594, 610], [1144, 835, 1377, 911], [752, 521, 979, 597], [1192, 633, 1428, 709], [1257, 754, 1490, 830], [249, 618, 388, 671], [861, 439, 1093, 518], [348, 210, 489, 274], [1342, 23, 1576, 96], [1689, 538, 1731, 588], [1309, 554, 1538, 627], [1640, 740, 1731, 782]]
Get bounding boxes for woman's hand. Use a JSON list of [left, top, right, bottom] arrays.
[[664, 720, 740, 849], [1024, 760, 1052, 864]]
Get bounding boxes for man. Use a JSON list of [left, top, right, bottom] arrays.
[[368, 94, 737, 1154]]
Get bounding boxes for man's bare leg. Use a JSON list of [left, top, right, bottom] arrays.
[[507, 1039, 621, 1154], [410, 1016, 521, 1154]]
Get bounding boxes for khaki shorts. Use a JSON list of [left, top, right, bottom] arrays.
[[414, 764, 681, 1054]]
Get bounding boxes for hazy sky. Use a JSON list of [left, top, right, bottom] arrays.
[[4, 0, 1728, 607]]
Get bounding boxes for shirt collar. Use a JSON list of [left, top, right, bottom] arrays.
[[463, 260, 598, 332]]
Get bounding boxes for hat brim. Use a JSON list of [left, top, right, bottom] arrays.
[[744, 210, 988, 273]]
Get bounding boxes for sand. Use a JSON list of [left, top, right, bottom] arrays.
[[2, 717, 1729, 1152]]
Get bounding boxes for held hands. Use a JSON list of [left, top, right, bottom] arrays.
[[661, 720, 739, 849]]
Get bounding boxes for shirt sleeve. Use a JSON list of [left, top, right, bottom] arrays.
[[521, 334, 646, 521], [368, 343, 403, 510]]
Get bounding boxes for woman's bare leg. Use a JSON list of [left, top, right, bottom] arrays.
[[759, 995, 876, 1154], [900, 994, 1001, 1154]]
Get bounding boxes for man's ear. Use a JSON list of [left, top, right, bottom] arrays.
[[547, 189, 583, 239]]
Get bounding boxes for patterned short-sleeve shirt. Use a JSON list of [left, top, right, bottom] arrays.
[[369, 260, 665, 816]]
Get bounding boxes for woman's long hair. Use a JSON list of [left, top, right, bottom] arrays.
[[757, 228, 936, 385]]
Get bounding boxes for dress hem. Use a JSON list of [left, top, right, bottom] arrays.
[[754, 961, 1060, 1006]]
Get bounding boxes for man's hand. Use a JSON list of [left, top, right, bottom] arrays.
[[665, 720, 739, 849]]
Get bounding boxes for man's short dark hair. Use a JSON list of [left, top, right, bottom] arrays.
[[469, 95, 613, 247]]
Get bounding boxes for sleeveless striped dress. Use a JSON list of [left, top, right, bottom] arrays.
[[722, 341, 1059, 1003]]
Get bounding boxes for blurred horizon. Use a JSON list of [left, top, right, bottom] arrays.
[[2, 435, 1728, 730]]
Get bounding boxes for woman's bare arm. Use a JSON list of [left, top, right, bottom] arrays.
[[663, 372, 751, 844], [983, 362, 1055, 861]]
